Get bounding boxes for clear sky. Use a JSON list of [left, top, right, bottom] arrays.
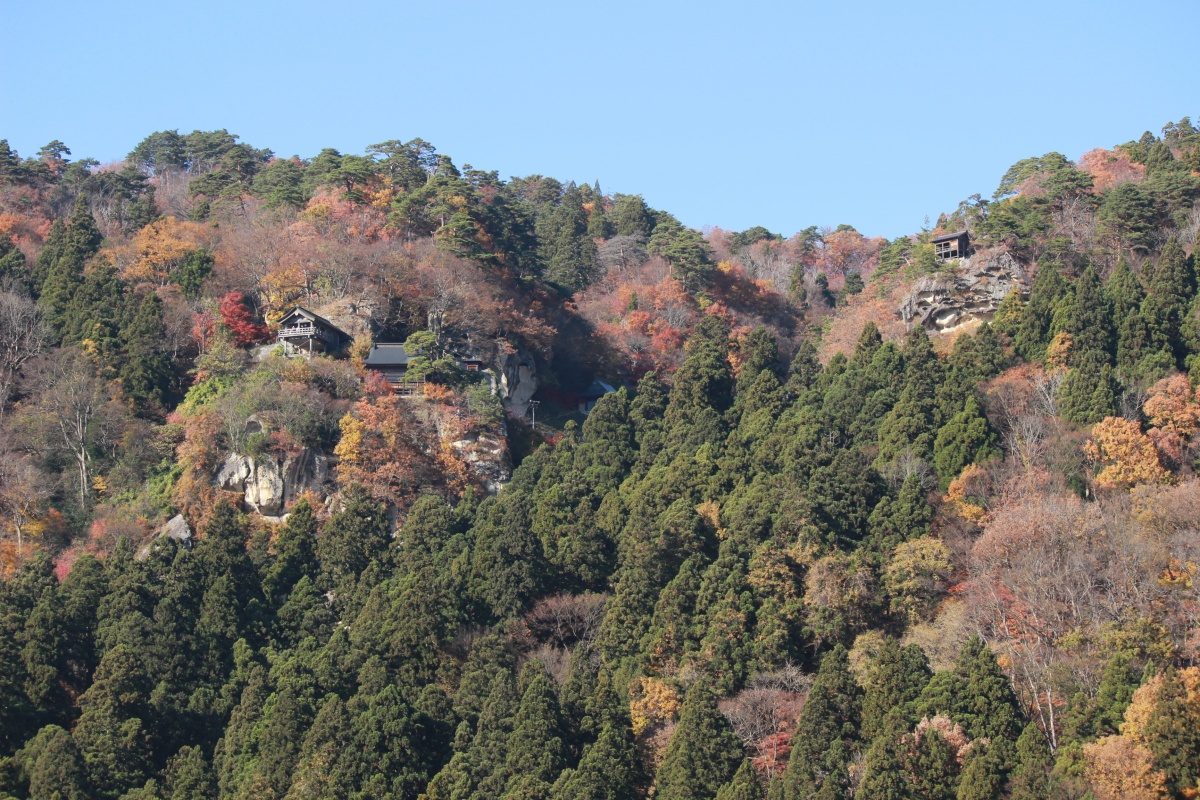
[[2, 0, 1197, 239]]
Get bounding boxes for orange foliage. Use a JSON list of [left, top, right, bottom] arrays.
[[1079, 148, 1147, 193], [1083, 736, 1168, 800], [108, 215, 211, 284], [334, 394, 450, 511], [1143, 374, 1200, 436], [1085, 417, 1173, 490]]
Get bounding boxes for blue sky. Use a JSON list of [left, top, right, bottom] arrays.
[[2, 0, 1197, 239]]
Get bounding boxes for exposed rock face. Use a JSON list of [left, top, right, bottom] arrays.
[[451, 428, 511, 494], [137, 514, 192, 560], [495, 349, 537, 416], [898, 249, 1030, 332], [214, 448, 330, 516]]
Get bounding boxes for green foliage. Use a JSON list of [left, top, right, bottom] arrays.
[[653, 684, 741, 800]]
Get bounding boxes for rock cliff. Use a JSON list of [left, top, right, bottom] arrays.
[[898, 248, 1029, 332], [214, 447, 331, 516]]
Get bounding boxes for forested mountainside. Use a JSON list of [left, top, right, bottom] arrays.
[[2, 118, 1200, 800]]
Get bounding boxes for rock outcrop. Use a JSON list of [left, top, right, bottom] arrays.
[[214, 447, 330, 516], [494, 348, 537, 417], [450, 428, 511, 494], [136, 514, 192, 560], [898, 248, 1029, 332]]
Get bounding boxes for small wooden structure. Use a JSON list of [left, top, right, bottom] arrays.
[[579, 379, 617, 413], [363, 343, 426, 395], [277, 307, 348, 357], [932, 231, 970, 262]]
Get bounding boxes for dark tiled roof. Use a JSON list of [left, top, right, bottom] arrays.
[[580, 379, 617, 399], [364, 343, 415, 367], [931, 231, 969, 243]]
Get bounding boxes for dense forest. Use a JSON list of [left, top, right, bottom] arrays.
[[1, 118, 1200, 800]]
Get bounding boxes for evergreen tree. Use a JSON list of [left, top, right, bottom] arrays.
[[776, 645, 861, 800], [861, 639, 931, 742], [910, 726, 959, 800], [653, 684, 741, 800], [1063, 264, 1113, 362], [1140, 668, 1200, 796], [18, 724, 90, 800], [1058, 350, 1119, 424], [715, 760, 763, 800], [1006, 722, 1052, 800], [858, 710, 911, 800], [0, 231, 27, 288], [933, 396, 999, 485], [72, 644, 153, 799], [550, 721, 641, 800], [500, 662, 569, 796], [1149, 238, 1193, 341], [587, 184, 611, 239], [540, 185, 599, 292], [262, 498, 318, 605], [1014, 263, 1066, 362], [119, 291, 174, 410], [874, 385, 936, 471], [317, 484, 391, 613], [611, 194, 654, 238], [1104, 257, 1144, 329]]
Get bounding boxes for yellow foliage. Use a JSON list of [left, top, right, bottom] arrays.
[[116, 216, 208, 284], [333, 414, 366, 464], [1083, 736, 1168, 800], [1121, 667, 1200, 744], [944, 463, 988, 523], [1084, 417, 1173, 490], [1045, 332, 1074, 370], [629, 677, 680, 737]]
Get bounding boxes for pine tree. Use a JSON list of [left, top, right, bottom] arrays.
[[587, 184, 611, 239], [501, 662, 570, 796], [119, 291, 174, 410], [861, 638, 931, 742], [1006, 722, 1052, 800], [160, 745, 217, 800], [550, 721, 641, 800], [317, 484, 391, 613], [874, 385, 936, 470], [1148, 237, 1193, 365], [776, 645, 861, 799], [18, 724, 90, 800], [541, 186, 600, 292], [1058, 350, 1119, 424], [956, 636, 1022, 742], [654, 684, 741, 800], [858, 710, 911, 800], [715, 760, 763, 800], [786, 339, 822, 396], [1104, 256, 1144, 329], [911, 726, 959, 800], [865, 474, 932, 556], [1014, 263, 1066, 362], [611, 194, 654, 238], [1140, 668, 1200, 796], [1060, 264, 1113, 363], [955, 739, 1010, 800], [933, 396, 999, 485], [0, 231, 27, 288], [72, 644, 153, 799], [262, 498, 319, 604]]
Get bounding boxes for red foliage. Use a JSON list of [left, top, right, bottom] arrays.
[[219, 291, 271, 347]]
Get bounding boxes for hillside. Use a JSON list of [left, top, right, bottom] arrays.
[[2, 118, 1200, 799]]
